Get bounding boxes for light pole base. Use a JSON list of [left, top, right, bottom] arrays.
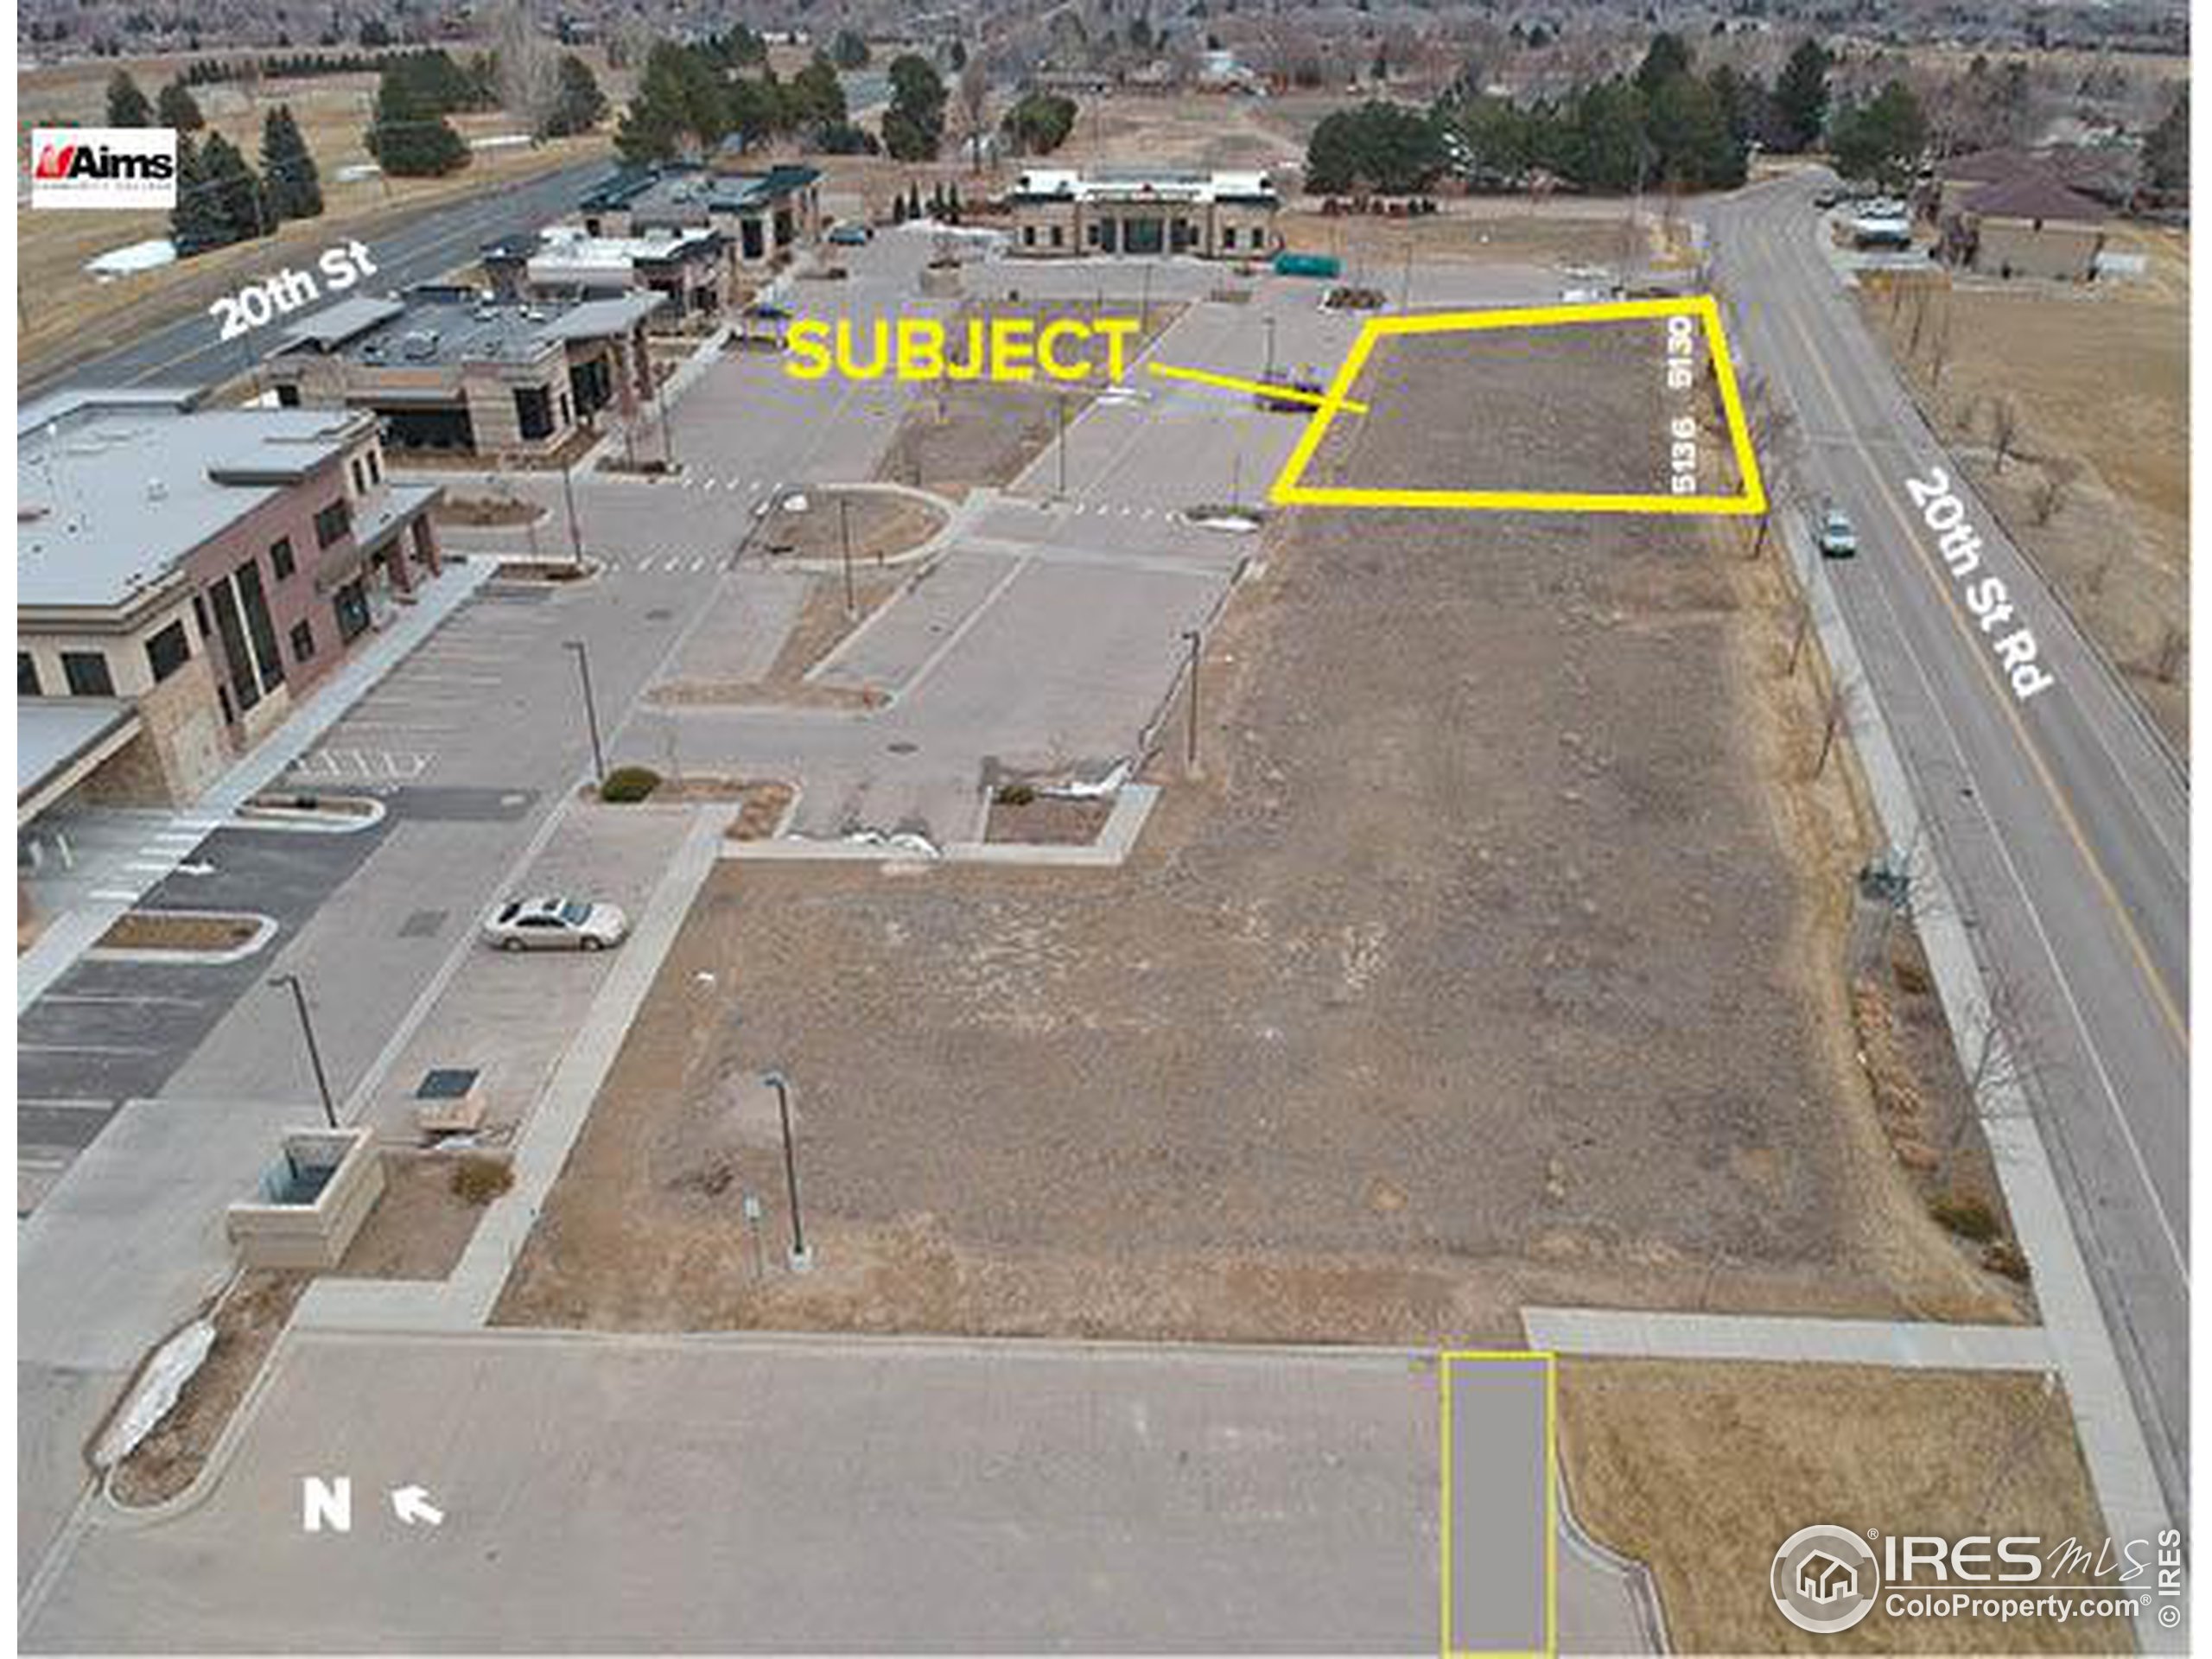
[[788, 1246, 815, 1274]]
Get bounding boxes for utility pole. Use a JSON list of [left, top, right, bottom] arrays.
[[1262, 314, 1277, 385], [762, 1071, 811, 1271], [563, 639, 607, 785], [269, 974, 337, 1128], [1399, 237, 1415, 310], [1180, 627, 1202, 773], [560, 454, 585, 569], [656, 373, 677, 470], [839, 496, 856, 621], [1140, 260, 1154, 336]]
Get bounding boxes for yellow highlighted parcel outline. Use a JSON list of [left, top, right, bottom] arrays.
[[1440, 1350, 1558, 1659], [1272, 296, 1766, 517]]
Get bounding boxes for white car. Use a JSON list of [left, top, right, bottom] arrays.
[[1818, 505, 1859, 559], [484, 896, 629, 952]]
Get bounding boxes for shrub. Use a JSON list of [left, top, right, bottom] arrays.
[[1982, 1239, 2031, 1282], [995, 783, 1037, 806], [449, 1155, 513, 1205], [600, 765, 662, 804], [1929, 1192, 1999, 1243]]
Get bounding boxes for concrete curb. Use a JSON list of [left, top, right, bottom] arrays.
[[1522, 1307, 2052, 1370], [83, 911, 279, 968], [721, 785, 1160, 869]]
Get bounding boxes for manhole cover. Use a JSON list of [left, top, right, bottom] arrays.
[[887, 741, 918, 755], [399, 908, 449, 938]]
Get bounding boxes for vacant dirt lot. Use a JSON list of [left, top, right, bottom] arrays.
[[1280, 200, 1664, 276], [499, 302, 2004, 1342], [1326, 315, 1738, 499], [1560, 1359, 2127, 1653], [1859, 253, 2190, 749]]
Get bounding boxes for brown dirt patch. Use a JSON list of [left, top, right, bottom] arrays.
[[107, 1272, 307, 1508], [651, 572, 901, 710], [330, 1153, 485, 1281], [434, 495, 549, 527], [757, 488, 944, 564], [1279, 200, 1664, 276], [725, 782, 798, 841], [493, 559, 594, 583], [984, 792, 1114, 845], [1559, 1359, 2128, 1653], [1858, 264, 2189, 748], [96, 911, 259, 952], [497, 319, 2004, 1340]]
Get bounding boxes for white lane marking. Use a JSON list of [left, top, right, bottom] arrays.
[[87, 889, 138, 901], [690, 557, 708, 573], [123, 861, 177, 874], [18, 1042, 157, 1056], [36, 993, 202, 1008]]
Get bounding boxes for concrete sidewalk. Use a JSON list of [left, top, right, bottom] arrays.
[[1523, 1307, 2053, 1371], [18, 561, 493, 1014]]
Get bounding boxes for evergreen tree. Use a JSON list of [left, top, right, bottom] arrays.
[[1304, 100, 1449, 194], [198, 131, 266, 240], [1773, 38, 1832, 152], [830, 29, 870, 70], [367, 61, 470, 175], [105, 69, 153, 126], [1633, 32, 1691, 96], [790, 54, 848, 135], [261, 104, 323, 220], [168, 135, 231, 254], [883, 53, 946, 160], [1829, 79, 1926, 189], [543, 54, 608, 137], [1644, 70, 1744, 189], [2145, 86, 2188, 197], [156, 78, 205, 130]]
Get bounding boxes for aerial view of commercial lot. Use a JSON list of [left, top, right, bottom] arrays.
[[15, 6, 2192, 1655]]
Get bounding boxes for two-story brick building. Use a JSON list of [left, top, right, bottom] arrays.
[[17, 390, 443, 819]]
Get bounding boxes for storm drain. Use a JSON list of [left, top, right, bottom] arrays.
[[398, 909, 449, 938]]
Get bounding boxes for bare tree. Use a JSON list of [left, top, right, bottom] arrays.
[[2029, 461, 2074, 525], [1788, 588, 1816, 677], [957, 59, 991, 174], [1986, 394, 2019, 473], [1815, 668, 1858, 778], [1925, 300, 1955, 388], [487, 0, 562, 137], [1737, 370, 1799, 560], [2150, 622, 2188, 685]]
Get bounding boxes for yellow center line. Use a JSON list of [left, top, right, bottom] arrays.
[[1772, 283, 2188, 1054], [1144, 360, 1370, 414]]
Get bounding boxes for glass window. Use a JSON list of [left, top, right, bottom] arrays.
[[19, 652, 41, 696], [207, 575, 260, 713], [1221, 226, 1236, 250], [513, 386, 555, 442], [315, 499, 351, 549], [62, 651, 115, 697], [290, 620, 316, 662], [145, 620, 191, 683], [1050, 224, 1064, 248], [366, 448, 382, 484], [235, 558, 285, 690], [270, 537, 296, 580], [334, 578, 372, 644]]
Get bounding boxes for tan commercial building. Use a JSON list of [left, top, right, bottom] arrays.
[[1942, 169, 2109, 282], [1003, 168, 1281, 259], [480, 226, 731, 327], [262, 285, 663, 460], [17, 390, 443, 821], [577, 162, 823, 286]]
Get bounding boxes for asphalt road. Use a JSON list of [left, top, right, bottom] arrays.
[[29, 160, 617, 398], [1707, 174, 2190, 1516]]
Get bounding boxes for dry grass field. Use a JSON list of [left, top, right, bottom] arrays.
[[1859, 238, 2190, 749], [1560, 1359, 2130, 1653], [17, 57, 609, 385]]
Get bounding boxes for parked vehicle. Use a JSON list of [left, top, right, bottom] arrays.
[[1818, 505, 1859, 559], [1273, 251, 1342, 279], [484, 897, 629, 952], [827, 221, 873, 245]]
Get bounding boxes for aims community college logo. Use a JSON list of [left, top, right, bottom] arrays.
[[30, 127, 177, 209], [1772, 1524, 1882, 1635]]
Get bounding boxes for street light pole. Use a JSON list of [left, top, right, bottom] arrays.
[[1262, 314, 1277, 386], [1055, 394, 1069, 499], [269, 974, 338, 1128], [839, 496, 856, 621], [762, 1071, 811, 1271], [1181, 627, 1202, 772], [563, 639, 607, 785], [560, 453, 585, 570]]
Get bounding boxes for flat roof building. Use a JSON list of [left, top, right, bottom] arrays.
[[481, 226, 731, 325], [577, 163, 823, 273], [17, 390, 443, 817], [1003, 167, 1281, 258], [262, 285, 663, 459]]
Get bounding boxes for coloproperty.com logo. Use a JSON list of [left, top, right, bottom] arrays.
[[30, 127, 177, 209], [1771, 1522, 2186, 1636]]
